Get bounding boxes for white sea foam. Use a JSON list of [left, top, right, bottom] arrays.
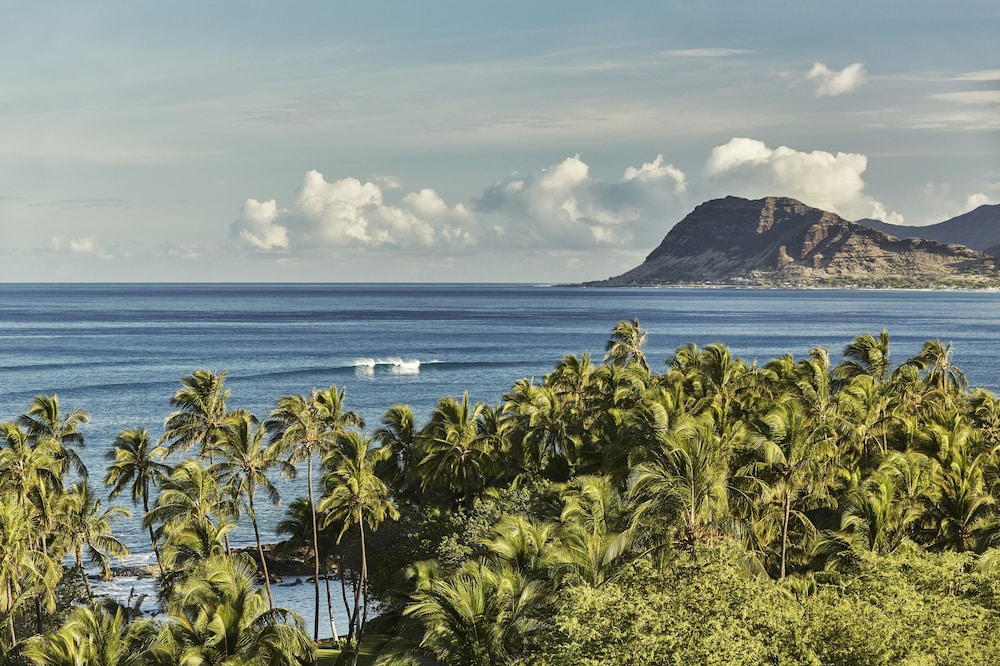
[[352, 357, 422, 375]]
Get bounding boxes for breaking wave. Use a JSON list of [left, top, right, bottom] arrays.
[[352, 357, 428, 376]]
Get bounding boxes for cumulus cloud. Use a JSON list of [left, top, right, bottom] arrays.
[[229, 170, 474, 253], [706, 137, 902, 223], [231, 154, 691, 258], [807, 62, 867, 97], [914, 182, 997, 223], [50, 236, 99, 254], [475, 154, 687, 248], [233, 199, 288, 250]]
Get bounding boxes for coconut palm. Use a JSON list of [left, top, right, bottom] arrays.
[[901, 339, 969, 407], [104, 428, 171, 576], [18, 394, 90, 480], [396, 560, 544, 666], [0, 500, 59, 650], [922, 448, 995, 551], [160, 369, 230, 459], [628, 420, 729, 549], [554, 475, 633, 587], [835, 329, 892, 383], [268, 386, 362, 642], [61, 481, 130, 600], [162, 552, 314, 666], [503, 381, 584, 481], [145, 459, 236, 572], [0, 423, 62, 540], [23, 602, 160, 666], [815, 468, 922, 569], [604, 318, 650, 373], [418, 394, 498, 510], [485, 515, 559, 579], [209, 409, 294, 609], [319, 431, 399, 653], [375, 404, 421, 502], [835, 374, 893, 471], [745, 397, 838, 578]]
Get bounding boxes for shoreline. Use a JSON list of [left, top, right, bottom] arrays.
[[110, 542, 315, 582]]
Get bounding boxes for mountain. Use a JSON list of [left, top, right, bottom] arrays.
[[856, 204, 1000, 255], [589, 196, 998, 288]]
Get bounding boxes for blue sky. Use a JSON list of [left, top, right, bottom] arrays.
[[1, 1, 997, 282]]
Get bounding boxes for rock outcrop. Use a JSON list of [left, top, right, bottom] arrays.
[[590, 196, 998, 287]]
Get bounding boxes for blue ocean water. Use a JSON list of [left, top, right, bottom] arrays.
[[2, 283, 1000, 634]]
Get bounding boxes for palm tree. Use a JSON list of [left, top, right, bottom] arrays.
[[628, 420, 729, 549], [162, 552, 314, 666], [160, 369, 230, 459], [145, 459, 236, 573], [485, 515, 559, 578], [61, 481, 130, 600], [0, 500, 59, 650], [900, 339, 969, 408], [418, 394, 497, 510], [397, 560, 543, 666], [503, 382, 582, 480], [922, 448, 994, 551], [319, 432, 399, 655], [24, 602, 160, 666], [745, 397, 838, 578], [18, 394, 90, 479], [835, 329, 892, 383], [814, 464, 923, 571], [375, 404, 421, 502], [554, 475, 632, 587], [104, 428, 171, 576], [209, 409, 294, 609], [268, 385, 363, 642], [604, 318, 650, 373]]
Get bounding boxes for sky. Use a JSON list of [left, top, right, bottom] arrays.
[[1, 1, 998, 282]]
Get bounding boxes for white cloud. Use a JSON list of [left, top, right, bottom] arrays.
[[930, 91, 1000, 105], [49, 236, 100, 254], [807, 62, 867, 97], [231, 198, 289, 250], [623, 154, 687, 191], [956, 69, 1000, 82], [229, 170, 474, 253], [965, 193, 996, 210], [706, 137, 902, 223], [475, 154, 688, 248], [911, 182, 997, 224]]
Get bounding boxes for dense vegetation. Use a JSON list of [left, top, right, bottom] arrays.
[[4, 321, 1000, 664]]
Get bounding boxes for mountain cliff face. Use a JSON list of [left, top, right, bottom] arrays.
[[856, 204, 1000, 254], [593, 196, 998, 287]]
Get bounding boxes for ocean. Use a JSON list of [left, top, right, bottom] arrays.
[[3, 283, 1000, 635]]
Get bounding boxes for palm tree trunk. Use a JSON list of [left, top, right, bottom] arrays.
[[780, 491, 791, 579], [308, 456, 321, 642], [143, 493, 165, 577], [324, 566, 340, 641], [352, 519, 367, 666], [248, 495, 274, 609], [339, 554, 355, 642], [77, 545, 93, 601]]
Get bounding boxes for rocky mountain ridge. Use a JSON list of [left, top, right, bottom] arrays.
[[590, 196, 999, 288], [856, 203, 1000, 254]]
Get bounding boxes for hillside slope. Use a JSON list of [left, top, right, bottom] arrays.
[[590, 196, 998, 287]]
